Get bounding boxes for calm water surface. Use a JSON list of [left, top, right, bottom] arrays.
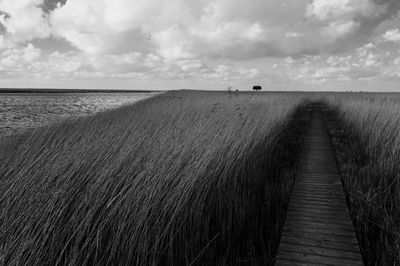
[[0, 93, 156, 139]]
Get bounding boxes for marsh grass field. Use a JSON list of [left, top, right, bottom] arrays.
[[0, 90, 399, 265], [0, 91, 310, 265], [325, 94, 400, 265]]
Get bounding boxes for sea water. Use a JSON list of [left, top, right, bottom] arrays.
[[0, 92, 155, 139]]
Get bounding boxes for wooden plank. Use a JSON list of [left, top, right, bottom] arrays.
[[283, 220, 355, 232], [286, 208, 350, 219], [277, 250, 363, 266], [284, 215, 353, 227], [275, 106, 363, 265], [289, 195, 346, 202], [288, 198, 347, 206], [283, 210, 350, 223], [290, 193, 347, 200], [279, 242, 361, 260], [280, 236, 361, 253], [288, 197, 347, 205], [275, 258, 323, 266], [283, 226, 358, 238], [284, 217, 352, 228], [287, 203, 348, 213]]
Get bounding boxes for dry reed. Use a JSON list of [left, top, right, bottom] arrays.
[[0, 91, 309, 265], [325, 94, 400, 265]]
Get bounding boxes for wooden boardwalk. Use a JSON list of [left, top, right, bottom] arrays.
[[275, 106, 363, 266]]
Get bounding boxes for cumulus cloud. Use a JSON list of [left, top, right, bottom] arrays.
[[0, 0, 52, 43], [322, 20, 360, 40], [2, 0, 398, 59], [46, 0, 400, 61], [306, 0, 383, 21], [0, 43, 41, 70], [50, 0, 191, 56], [1, 0, 400, 90], [382, 28, 400, 41], [306, 0, 388, 45]]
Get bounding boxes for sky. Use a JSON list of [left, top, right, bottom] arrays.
[[0, 0, 400, 91]]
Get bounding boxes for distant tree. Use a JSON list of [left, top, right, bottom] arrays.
[[253, 85, 262, 92]]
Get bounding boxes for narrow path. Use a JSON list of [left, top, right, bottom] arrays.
[[275, 106, 363, 266]]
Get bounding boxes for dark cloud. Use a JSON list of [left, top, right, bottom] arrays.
[[41, 0, 67, 13], [32, 37, 77, 53], [373, 0, 400, 17], [0, 11, 10, 34], [338, 0, 400, 54], [0, 10, 10, 19]]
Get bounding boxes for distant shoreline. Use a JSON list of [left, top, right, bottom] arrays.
[[0, 88, 159, 94]]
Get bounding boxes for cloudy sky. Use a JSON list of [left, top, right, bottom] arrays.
[[0, 0, 400, 91]]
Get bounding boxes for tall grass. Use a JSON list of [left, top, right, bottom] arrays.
[[325, 94, 400, 265], [0, 91, 308, 265]]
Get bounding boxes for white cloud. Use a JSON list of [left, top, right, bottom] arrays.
[[1, 0, 400, 90], [22, 43, 41, 62], [0, 0, 51, 43], [0, 43, 41, 69], [47, 0, 393, 61], [322, 20, 360, 40], [50, 1, 110, 55], [50, 0, 191, 56], [153, 24, 193, 61], [103, 0, 189, 33], [285, 32, 302, 38], [305, 0, 387, 43], [306, 0, 383, 21], [51, 0, 150, 55], [2, 0, 392, 63], [382, 28, 400, 42], [326, 55, 352, 67]]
